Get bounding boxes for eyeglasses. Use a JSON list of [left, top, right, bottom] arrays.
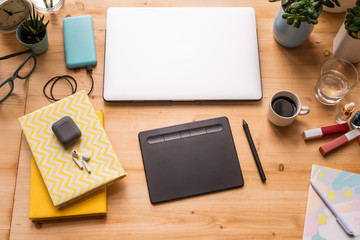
[[0, 49, 36, 103]]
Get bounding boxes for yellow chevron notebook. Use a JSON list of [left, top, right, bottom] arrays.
[[19, 91, 126, 208], [29, 110, 107, 221]]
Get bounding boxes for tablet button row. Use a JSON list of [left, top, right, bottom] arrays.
[[147, 124, 223, 144]]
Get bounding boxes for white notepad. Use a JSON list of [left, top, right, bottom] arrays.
[[104, 7, 262, 101]]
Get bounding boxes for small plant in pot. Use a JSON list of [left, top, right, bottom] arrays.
[[345, 1, 360, 38], [16, 4, 49, 55], [333, 0, 360, 63], [269, 0, 340, 47], [270, 0, 340, 28]]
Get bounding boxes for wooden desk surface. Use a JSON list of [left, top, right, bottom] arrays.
[[1, 0, 359, 239]]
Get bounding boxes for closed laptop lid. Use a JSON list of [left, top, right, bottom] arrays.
[[104, 7, 262, 101]]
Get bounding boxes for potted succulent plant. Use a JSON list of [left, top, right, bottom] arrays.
[[333, 0, 360, 63], [16, 4, 49, 55], [270, 0, 340, 47]]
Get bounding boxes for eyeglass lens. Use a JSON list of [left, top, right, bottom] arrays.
[[17, 56, 36, 78], [0, 82, 13, 102], [0, 52, 35, 102]]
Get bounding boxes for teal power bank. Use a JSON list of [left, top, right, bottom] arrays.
[[63, 15, 97, 68]]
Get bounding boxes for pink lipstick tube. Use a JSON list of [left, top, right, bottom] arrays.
[[319, 128, 360, 155]]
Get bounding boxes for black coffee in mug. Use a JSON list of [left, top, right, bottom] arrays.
[[271, 96, 297, 117]]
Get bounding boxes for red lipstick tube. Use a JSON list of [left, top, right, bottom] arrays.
[[303, 123, 349, 140]]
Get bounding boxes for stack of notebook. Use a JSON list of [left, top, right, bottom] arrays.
[[19, 91, 126, 221], [303, 165, 360, 239]]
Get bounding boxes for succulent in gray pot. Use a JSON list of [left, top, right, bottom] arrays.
[[269, 0, 340, 47], [16, 4, 49, 55], [333, 0, 360, 63]]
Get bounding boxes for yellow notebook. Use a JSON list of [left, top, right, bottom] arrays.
[[19, 91, 126, 208], [29, 110, 107, 221]]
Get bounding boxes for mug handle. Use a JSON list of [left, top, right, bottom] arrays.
[[299, 106, 310, 115]]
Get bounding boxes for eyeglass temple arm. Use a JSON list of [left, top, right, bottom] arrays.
[[0, 49, 34, 60]]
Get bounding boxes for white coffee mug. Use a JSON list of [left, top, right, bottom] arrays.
[[267, 90, 310, 127]]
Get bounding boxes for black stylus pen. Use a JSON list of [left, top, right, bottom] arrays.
[[242, 120, 266, 182]]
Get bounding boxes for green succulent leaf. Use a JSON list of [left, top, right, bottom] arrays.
[[293, 19, 301, 28], [299, 0, 306, 6], [289, 2, 302, 10], [349, 24, 360, 32], [353, 6, 360, 16], [312, 1, 321, 9], [307, 5, 316, 15], [353, 16, 360, 24], [306, 15, 318, 24], [325, 0, 335, 8], [346, 13, 355, 20], [287, 16, 295, 25], [298, 15, 306, 21], [282, 13, 293, 19], [311, 12, 319, 19]]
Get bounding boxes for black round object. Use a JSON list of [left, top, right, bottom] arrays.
[[271, 96, 296, 117]]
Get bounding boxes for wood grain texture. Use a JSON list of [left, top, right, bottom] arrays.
[[1, 0, 359, 239], [0, 19, 30, 240]]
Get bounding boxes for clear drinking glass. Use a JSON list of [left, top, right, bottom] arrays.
[[314, 58, 358, 105], [31, 0, 64, 13]]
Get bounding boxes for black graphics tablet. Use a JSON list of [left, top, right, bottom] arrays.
[[138, 117, 244, 203]]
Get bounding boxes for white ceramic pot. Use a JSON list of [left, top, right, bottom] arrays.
[[333, 23, 360, 63], [323, 0, 356, 13]]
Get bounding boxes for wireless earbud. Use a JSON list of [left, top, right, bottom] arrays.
[[71, 150, 83, 170], [72, 150, 79, 158], [82, 152, 91, 161], [81, 152, 91, 173]]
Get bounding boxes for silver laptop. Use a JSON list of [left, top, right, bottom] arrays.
[[103, 7, 262, 101]]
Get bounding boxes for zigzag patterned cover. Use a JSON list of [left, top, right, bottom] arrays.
[[19, 91, 126, 208]]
